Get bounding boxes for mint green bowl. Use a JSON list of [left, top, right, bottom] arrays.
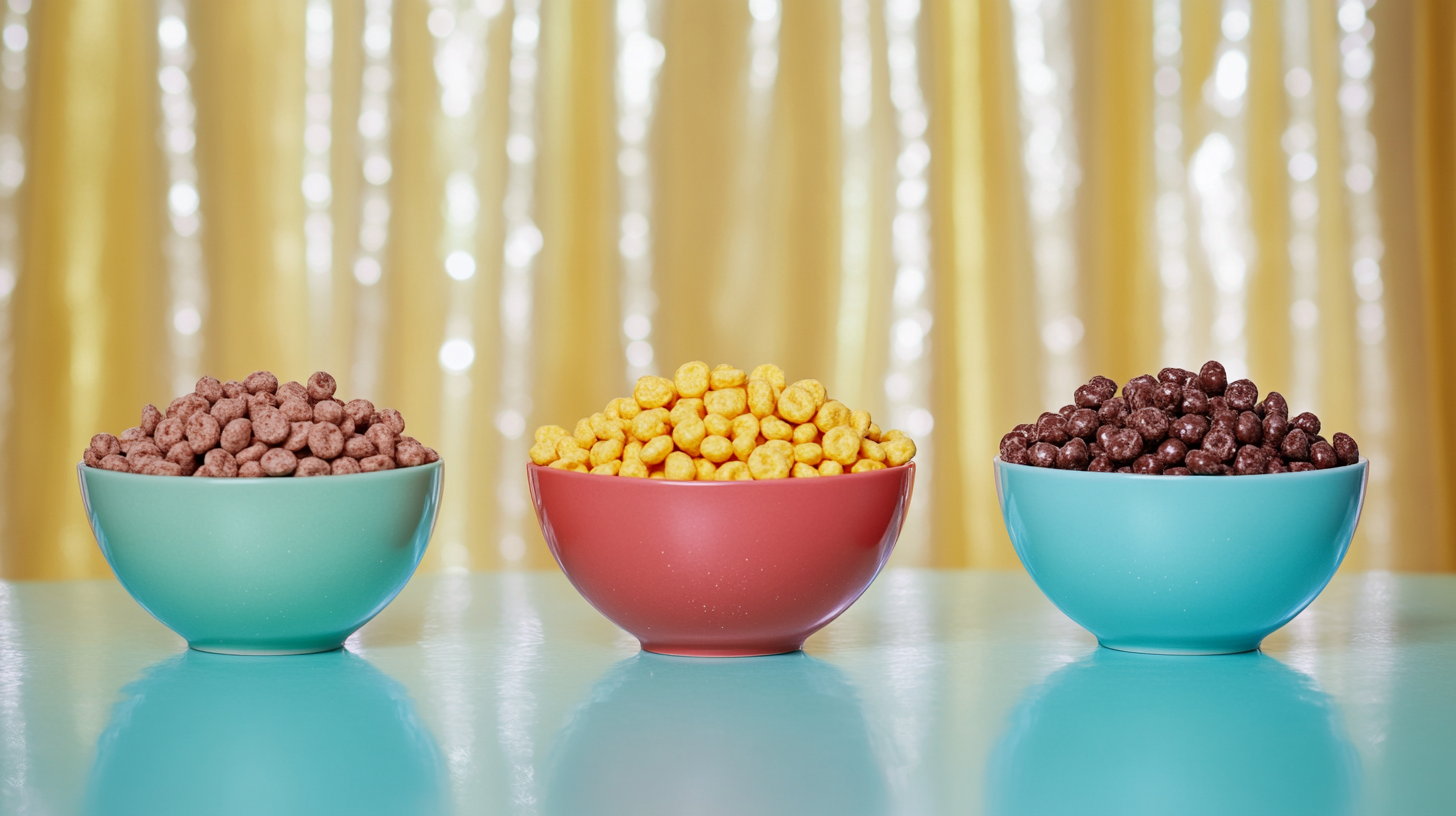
[[78, 461, 442, 655], [995, 457, 1367, 655]]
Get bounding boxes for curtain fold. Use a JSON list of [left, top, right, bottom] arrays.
[[2, 0, 1453, 579]]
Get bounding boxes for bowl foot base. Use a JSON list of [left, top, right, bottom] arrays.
[[1098, 640, 1262, 656], [189, 643, 344, 656], [640, 642, 804, 658]]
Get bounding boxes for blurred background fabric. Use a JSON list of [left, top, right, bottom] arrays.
[[0, 0, 1452, 580]]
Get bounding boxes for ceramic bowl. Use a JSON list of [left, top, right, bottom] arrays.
[[528, 462, 915, 657], [78, 461, 442, 655], [995, 457, 1366, 655]]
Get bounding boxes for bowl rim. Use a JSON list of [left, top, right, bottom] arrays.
[[78, 458, 442, 485], [992, 454, 1367, 480], [527, 459, 914, 486]]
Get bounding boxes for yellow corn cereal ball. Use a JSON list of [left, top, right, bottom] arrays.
[[612, 397, 642, 421], [881, 429, 905, 443], [674, 361, 711, 399], [591, 413, 626, 442], [634, 375, 677, 409], [672, 414, 707, 456], [764, 439, 794, 460], [748, 445, 791, 480], [715, 461, 753, 481], [866, 423, 882, 443], [591, 460, 622, 476], [535, 425, 569, 444], [731, 413, 760, 440], [529, 439, 560, 465], [641, 434, 674, 465], [703, 413, 732, 437], [710, 365, 747, 390], [649, 469, 666, 480], [604, 399, 623, 420], [860, 438, 887, 463], [549, 459, 588, 473], [792, 422, 819, 445], [701, 435, 734, 463], [792, 462, 820, 478], [776, 386, 817, 424], [624, 439, 644, 461], [793, 442, 824, 465], [590, 438, 625, 467], [746, 379, 778, 418], [664, 451, 697, 481], [669, 398, 706, 427], [760, 415, 793, 441], [818, 460, 844, 476], [559, 447, 591, 468], [556, 436, 583, 455], [695, 458, 718, 480], [749, 363, 787, 391], [814, 400, 850, 434], [731, 433, 758, 462], [574, 418, 597, 447], [790, 379, 827, 409], [851, 459, 887, 474], [884, 436, 917, 467], [704, 387, 748, 419], [850, 409, 871, 435], [822, 425, 863, 467], [620, 458, 649, 478], [631, 408, 670, 442]]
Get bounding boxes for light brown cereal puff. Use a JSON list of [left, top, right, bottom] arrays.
[[306, 370, 337, 402], [140, 403, 164, 435], [277, 381, 308, 404], [261, 448, 299, 476], [205, 448, 239, 478], [195, 376, 224, 404], [245, 370, 279, 395], [296, 457, 332, 477]]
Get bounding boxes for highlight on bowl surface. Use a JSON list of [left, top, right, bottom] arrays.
[[999, 360, 1360, 476], [81, 370, 438, 478], [529, 361, 917, 480]]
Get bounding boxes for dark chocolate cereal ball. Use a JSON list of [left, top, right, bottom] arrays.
[[1028, 442, 1060, 468], [1280, 428, 1311, 462], [1225, 379, 1259, 412], [1132, 454, 1164, 475], [1185, 449, 1223, 475], [1234, 445, 1269, 475], [1263, 391, 1289, 417], [1198, 360, 1228, 396], [1057, 438, 1090, 471], [1098, 397, 1130, 428], [1124, 380, 1156, 412], [1202, 427, 1238, 463], [1333, 432, 1360, 465], [1262, 412, 1289, 449], [1037, 414, 1070, 445], [1291, 411, 1321, 437], [1235, 411, 1264, 446], [1105, 428, 1143, 463], [1153, 380, 1183, 412], [1170, 413, 1210, 446], [1310, 440, 1338, 470], [1126, 407, 1170, 445], [1155, 437, 1188, 466], [1069, 408, 1099, 440], [1088, 455, 1113, 472]]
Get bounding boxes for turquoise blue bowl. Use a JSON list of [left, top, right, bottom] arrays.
[[77, 461, 442, 655], [995, 457, 1367, 654]]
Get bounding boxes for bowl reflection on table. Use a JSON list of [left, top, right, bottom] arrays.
[[995, 457, 1367, 654], [545, 651, 887, 816], [988, 649, 1359, 816], [85, 649, 446, 816], [529, 462, 914, 656]]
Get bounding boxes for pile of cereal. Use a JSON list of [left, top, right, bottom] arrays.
[[531, 362, 917, 480], [1000, 361, 1361, 475], [82, 371, 438, 477]]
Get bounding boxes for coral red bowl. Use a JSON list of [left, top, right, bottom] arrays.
[[528, 462, 915, 657]]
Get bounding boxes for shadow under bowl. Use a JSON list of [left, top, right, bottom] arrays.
[[528, 462, 915, 657], [78, 460, 442, 655], [995, 457, 1366, 655]]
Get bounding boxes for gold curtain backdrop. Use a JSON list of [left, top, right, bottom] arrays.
[[1, 0, 1453, 580]]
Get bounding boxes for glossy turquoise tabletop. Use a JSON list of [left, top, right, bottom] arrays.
[[1, 569, 1452, 815]]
